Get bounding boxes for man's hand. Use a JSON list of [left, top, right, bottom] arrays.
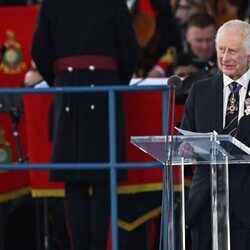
[[179, 140, 195, 158]]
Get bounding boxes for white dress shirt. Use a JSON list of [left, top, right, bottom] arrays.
[[223, 68, 250, 128]]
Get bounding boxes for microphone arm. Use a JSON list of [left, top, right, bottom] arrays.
[[159, 75, 182, 250]]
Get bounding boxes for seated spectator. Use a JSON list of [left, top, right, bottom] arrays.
[[148, 12, 217, 78], [184, 12, 217, 69]]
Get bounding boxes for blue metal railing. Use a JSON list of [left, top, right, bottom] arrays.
[[0, 85, 169, 250]]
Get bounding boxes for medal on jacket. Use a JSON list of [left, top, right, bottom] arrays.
[[227, 94, 238, 114], [227, 83, 241, 114], [245, 98, 250, 115]]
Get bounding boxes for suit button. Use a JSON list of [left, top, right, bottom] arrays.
[[90, 105, 95, 110], [65, 106, 70, 112], [67, 66, 73, 72], [89, 65, 95, 71]]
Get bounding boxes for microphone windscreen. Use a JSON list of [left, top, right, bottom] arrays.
[[167, 75, 182, 90], [1, 45, 7, 55], [0, 45, 7, 61]]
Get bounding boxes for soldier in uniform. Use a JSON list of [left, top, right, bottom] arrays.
[[31, 0, 139, 249]]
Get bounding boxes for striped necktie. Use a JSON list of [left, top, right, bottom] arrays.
[[224, 82, 242, 136]]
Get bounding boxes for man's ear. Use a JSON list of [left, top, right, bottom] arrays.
[[248, 55, 250, 65]]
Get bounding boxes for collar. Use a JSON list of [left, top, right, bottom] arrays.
[[223, 68, 250, 89]]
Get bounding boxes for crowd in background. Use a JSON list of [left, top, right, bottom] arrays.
[[3, 0, 250, 91]]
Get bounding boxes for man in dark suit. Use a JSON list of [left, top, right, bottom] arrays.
[[31, 0, 139, 249], [180, 19, 250, 249]]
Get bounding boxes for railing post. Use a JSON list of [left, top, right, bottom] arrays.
[[108, 89, 118, 250]]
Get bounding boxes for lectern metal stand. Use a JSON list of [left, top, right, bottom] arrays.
[[131, 134, 250, 250]]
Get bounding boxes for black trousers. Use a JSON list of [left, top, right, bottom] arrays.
[[64, 181, 110, 250], [189, 204, 250, 250]]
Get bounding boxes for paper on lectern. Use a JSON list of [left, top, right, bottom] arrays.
[[175, 127, 218, 136], [175, 127, 220, 155]]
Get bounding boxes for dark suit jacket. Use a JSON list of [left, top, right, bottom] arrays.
[[181, 73, 250, 228], [31, 0, 139, 182]]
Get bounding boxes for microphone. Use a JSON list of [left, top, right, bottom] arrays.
[[0, 45, 7, 62], [167, 75, 182, 90], [167, 75, 182, 135], [159, 74, 183, 250]]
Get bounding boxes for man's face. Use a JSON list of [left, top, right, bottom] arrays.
[[186, 25, 216, 61], [216, 30, 250, 80]]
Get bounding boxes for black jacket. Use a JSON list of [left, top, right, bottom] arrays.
[[181, 73, 250, 228]]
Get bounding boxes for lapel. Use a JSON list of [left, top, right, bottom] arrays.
[[210, 73, 224, 133], [243, 80, 250, 117]]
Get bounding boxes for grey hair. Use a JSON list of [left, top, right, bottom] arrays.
[[215, 19, 250, 55]]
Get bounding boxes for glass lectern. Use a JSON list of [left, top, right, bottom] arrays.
[[131, 134, 250, 250]]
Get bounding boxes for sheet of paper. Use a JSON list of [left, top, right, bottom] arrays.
[[175, 127, 220, 155], [175, 127, 218, 136]]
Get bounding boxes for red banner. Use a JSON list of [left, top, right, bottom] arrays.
[[0, 7, 39, 86], [23, 94, 64, 198], [120, 92, 185, 193], [0, 7, 39, 202]]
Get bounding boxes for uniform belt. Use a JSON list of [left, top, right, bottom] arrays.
[[53, 55, 118, 74]]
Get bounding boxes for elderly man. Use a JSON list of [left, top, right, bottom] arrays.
[[181, 19, 250, 250]]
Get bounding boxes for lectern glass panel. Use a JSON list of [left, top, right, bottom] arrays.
[[131, 134, 250, 250]]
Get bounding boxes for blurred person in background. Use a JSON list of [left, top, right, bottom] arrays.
[[132, 0, 183, 78], [31, 1, 139, 250], [147, 12, 217, 78], [184, 12, 217, 70]]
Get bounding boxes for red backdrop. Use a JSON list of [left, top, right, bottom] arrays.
[[0, 7, 185, 205], [0, 7, 40, 202]]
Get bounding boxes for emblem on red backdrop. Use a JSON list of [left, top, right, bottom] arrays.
[[0, 29, 26, 75]]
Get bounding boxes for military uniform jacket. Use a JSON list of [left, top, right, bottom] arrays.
[[31, 0, 139, 182]]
